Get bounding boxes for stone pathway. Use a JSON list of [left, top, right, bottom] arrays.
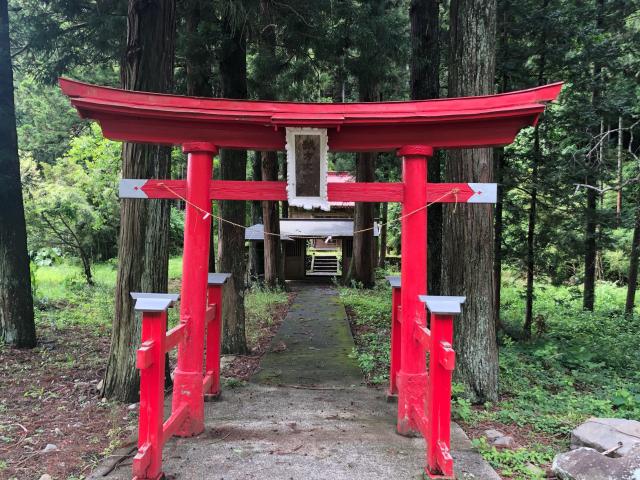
[[92, 284, 499, 480]]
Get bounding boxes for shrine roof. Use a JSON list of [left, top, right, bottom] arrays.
[[59, 78, 562, 152], [245, 219, 379, 241], [328, 172, 355, 207]]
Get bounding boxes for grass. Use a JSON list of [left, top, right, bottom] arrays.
[[244, 285, 290, 347], [339, 268, 640, 480]]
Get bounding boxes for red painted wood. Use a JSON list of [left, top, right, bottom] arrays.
[[165, 324, 186, 352], [328, 182, 403, 202], [134, 311, 166, 480], [162, 404, 189, 444], [397, 148, 430, 436], [205, 305, 216, 324], [427, 312, 455, 478], [138, 179, 478, 203], [388, 287, 402, 397], [171, 147, 214, 437], [413, 323, 432, 351], [205, 285, 224, 397], [59, 78, 562, 151], [397, 145, 434, 157]]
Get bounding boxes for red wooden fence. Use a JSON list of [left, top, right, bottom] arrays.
[[386, 278, 464, 479], [131, 273, 229, 480]]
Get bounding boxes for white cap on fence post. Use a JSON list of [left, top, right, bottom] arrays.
[[130, 292, 180, 312]]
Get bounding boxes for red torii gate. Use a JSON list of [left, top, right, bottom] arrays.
[[60, 78, 561, 479]]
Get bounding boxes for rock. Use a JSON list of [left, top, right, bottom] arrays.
[[553, 444, 640, 480], [524, 463, 546, 478], [491, 435, 515, 448], [128, 403, 138, 410], [220, 355, 235, 370], [38, 475, 52, 480], [54, 428, 63, 436], [96, 379, 104, 392], [484, 429, 505, 440], [42, 443, 58, 453], [571, 417, 640, 457]]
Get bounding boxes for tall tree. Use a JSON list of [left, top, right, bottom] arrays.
[[255, 0, 284, 288], [345, 0, 405, 288], [181, 0, 216, 273], [0, 0, 36, 348], [443, 0, 499, 402], [523, 0, 549, 339], [409, 0, 441, 294], [583, 0, 605, 311], [625, 198, 640, 316], [103, 0, 176, 402], [218, 4, 248, 354]]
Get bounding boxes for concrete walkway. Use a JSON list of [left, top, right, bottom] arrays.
[[92, 285, 499, 480]]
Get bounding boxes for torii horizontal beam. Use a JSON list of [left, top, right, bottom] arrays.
[[59, 78, 562, 152], [119, 179, 497, 204]]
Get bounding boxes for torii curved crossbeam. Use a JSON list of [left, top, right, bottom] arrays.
[[59, 78, 562, 152]]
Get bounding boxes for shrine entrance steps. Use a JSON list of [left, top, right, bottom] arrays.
[[91, 285, 499, 480]]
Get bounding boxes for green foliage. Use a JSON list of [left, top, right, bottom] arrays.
[[244, 285, 289, 348], [472, 437, 553, 480], [22, 123, 121, 282], [342, 275, 640, 475], [340, 279, 392, 384]]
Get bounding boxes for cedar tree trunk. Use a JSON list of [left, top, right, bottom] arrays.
[[377, 201, 388, 269], [0, 0, 36, 348], [410, 0, 441, 294], [218, 10, 248, 354], [443, 0, 499, 402], [625, 199, 640, 316], [103, 0, 175, 402]]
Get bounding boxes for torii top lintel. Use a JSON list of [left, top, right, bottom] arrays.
[[59, 78, 562, 152]]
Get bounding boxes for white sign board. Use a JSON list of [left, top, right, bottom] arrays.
[[285, 127, 329, 211]]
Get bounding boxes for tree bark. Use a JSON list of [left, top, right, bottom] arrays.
[[184, 0, 215, 274], [410, 0, 441, 294], [248, 152, 262, 280], [261, 151, 283, 288], [583, 0, 604, 311], [524, 125, 540, 339], [444, 0, 498, 402], [348, 80, 377, 288], [493, 148, 504, 331], [103, 0, 175, 402], [218, 9, 248, 354], [524, 0, 547, 338], [349, 151, 376, 288], [255, 0, 283, 288], [625, 199, 640, 316], [616, 116, 623, 225], [0, 0, 36, 348], [377, 201, 388, 269]]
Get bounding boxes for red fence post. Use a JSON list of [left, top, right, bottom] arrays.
[[204, 273, 231, 399], [396, 145, 432, 436], [421, 295, 465, 479], [386, 276, 401, 398], [131, 293, 178, 480], [172, 142, 217, 437]]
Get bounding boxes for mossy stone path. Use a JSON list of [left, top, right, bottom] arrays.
[[251, 285, 362, 386]]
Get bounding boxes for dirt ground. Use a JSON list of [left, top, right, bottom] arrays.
[[0, 293, 293, 480], [0, 323, 134, 480]]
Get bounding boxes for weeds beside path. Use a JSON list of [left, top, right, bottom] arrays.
[[340, 270, 640, 480]]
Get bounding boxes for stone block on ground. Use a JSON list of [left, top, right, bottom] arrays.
[[571, 417, 640, 457], [552, 444, 640, 480]]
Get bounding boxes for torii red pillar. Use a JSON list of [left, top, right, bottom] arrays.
[[396, 145, 431, 436], [171, 142, 217, 436]]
